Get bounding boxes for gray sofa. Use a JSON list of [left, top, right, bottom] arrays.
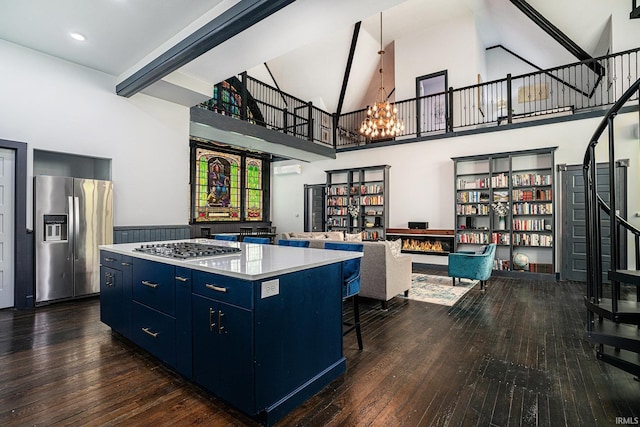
[[279, 232, 412, 309]]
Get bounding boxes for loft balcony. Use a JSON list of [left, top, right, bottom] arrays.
[[190, 48, 640, 159]]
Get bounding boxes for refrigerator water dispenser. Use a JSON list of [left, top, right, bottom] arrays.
[[43, 215, 68, 241]]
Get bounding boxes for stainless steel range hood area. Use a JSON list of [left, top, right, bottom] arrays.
[[190, 107, 336, 162]]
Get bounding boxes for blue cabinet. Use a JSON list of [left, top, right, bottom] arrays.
[[100, 265, 123, 331], [133, 258, 176, 316], [100, 250, 346, 426], [192, 293, 253, 414], [100, 251, 133, 339]]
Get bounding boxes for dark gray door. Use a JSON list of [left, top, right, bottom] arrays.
[[304, 184, 325, 232], [562, 163, 627, 281]]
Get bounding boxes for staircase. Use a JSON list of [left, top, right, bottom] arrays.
[[583, 78, 640, 377]]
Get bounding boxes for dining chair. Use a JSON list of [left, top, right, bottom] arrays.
[[324, 242, 364, 350], [214, 234, 238, 242], [243, 236, 271, 244], [277, 239, 310, 248]]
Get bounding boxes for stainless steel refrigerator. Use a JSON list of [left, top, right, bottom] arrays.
[[35, 176, 113, 304]]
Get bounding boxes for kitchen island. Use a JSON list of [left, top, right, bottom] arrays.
[[99, 239, 362, 426]]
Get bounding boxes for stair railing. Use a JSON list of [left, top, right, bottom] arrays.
[[583, 77, 640, 315]]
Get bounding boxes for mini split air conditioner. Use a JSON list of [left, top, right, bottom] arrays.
[[273, 164, 302, 175]]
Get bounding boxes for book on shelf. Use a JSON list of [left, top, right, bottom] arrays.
[[512, 202, 553, 215], [512, 173, 552, 186], [491, 173, 509, 188], [456, 177, 489, 189], [457, 191, 490, 203]]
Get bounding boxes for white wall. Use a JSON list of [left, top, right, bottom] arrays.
[[0, 40, 190, 228], [271, 110, 640, 266], [394, 11, 480, 100]]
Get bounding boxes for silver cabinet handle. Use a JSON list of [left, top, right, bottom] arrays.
[[205, 284, 227, 293], [121, 262, 131, 266], [141, 280, 158, 289], [175, 276, 188, 282], [104, 257, 116, 262], [218, 310, 225, 334], [209, 307, 216, 332], [105, 272, 114, 287], [142, 327, 158, 338]]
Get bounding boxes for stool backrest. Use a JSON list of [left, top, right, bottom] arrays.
[[243, 236, 271, 244], [214, 234, 238, 242], [277, 239, 310, 248], [324, 242, 364, 298]]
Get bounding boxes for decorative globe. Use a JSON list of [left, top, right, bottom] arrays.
[[513, 253, 529, 271]]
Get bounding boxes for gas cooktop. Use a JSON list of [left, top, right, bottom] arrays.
[[133, 242, 241, 259]]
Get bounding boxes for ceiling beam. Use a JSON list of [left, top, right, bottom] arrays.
[[632, 0, 640, 18], [509, 0, 605, 76], [336, 21, 361, 117], [116, 0, 296, 98]]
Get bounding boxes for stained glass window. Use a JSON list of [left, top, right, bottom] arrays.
[[194, 148, 242, 222], [245, 157, 263, 221]]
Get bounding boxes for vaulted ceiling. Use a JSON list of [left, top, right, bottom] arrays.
[[1, 0, 637, 114]]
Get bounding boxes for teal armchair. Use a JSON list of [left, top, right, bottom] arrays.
[[447, 243, 497, 291]]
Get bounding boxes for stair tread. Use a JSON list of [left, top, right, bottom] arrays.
[[609, 269, 640, 284], [598, 347, 640, 370], [584, 296, 640, 323], [591, 319, 640, 340], [595, 298, 640, 313]]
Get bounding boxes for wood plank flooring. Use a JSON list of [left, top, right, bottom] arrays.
[[1, 270, 639, 426]]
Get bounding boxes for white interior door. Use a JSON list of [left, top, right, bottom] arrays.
[[0, 148, 14, 309]]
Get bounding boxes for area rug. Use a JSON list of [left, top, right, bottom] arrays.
[[404, 273, 479, 306]]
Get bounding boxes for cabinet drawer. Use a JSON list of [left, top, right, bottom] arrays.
[[100, 251, 122, 268], [132, 301, 176, 368], [192, 271, 253, 309], [133, 259, 175, 316]]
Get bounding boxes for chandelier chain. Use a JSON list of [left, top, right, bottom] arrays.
[[359, 12, 404, 140]]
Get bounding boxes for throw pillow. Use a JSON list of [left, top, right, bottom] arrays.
[[385, 239, 402, 257], [345, 232, 362, 242], [312, 234, 328, 239]]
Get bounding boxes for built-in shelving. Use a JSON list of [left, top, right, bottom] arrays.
[[452, 148, 557, 276], [325, 165, 390, 241]]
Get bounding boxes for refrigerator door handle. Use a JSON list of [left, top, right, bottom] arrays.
[[68, 196, 74, 259], [74, 196, 80, 260]]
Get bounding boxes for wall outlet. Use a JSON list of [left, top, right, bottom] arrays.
[[261, 279, 279, 299]]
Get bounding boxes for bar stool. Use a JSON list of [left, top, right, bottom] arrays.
[[239, 226, 252, 237], [214, 234, 238, 242], [256, 226, 270, 235], [243, 236, 270, 244], [324, 242, 364, 350], [277, 240, 310, 248]]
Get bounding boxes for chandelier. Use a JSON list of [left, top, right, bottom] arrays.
[[359, 12, 404, 139]]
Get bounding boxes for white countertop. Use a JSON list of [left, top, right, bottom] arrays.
[[99, 238, 362, 281]]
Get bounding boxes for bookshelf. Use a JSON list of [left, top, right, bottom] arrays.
[[325, 165, 390, 241], [453, 148, 556, 275]]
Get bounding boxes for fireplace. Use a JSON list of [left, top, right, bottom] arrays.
[[386, 228, 454, 256]]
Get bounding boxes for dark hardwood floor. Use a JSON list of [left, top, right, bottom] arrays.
[[1, 270, 639, 426]]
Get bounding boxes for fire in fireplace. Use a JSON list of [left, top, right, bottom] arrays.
[[397, 236, 453, 256], [386, 229, 454, 256]]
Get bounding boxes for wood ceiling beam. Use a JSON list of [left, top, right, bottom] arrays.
[[336, 21, 361, 117], [509, 0, 604, 76], [116, 0, 296, 98]]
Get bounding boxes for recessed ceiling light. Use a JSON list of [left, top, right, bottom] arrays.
[[70, 32, 86, 41]]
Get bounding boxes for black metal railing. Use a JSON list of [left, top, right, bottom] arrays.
[[196, 73, 334, 147], [195, 48, 640, 152], [336, 47, 640, 148], [583, 77, 640, 314]]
